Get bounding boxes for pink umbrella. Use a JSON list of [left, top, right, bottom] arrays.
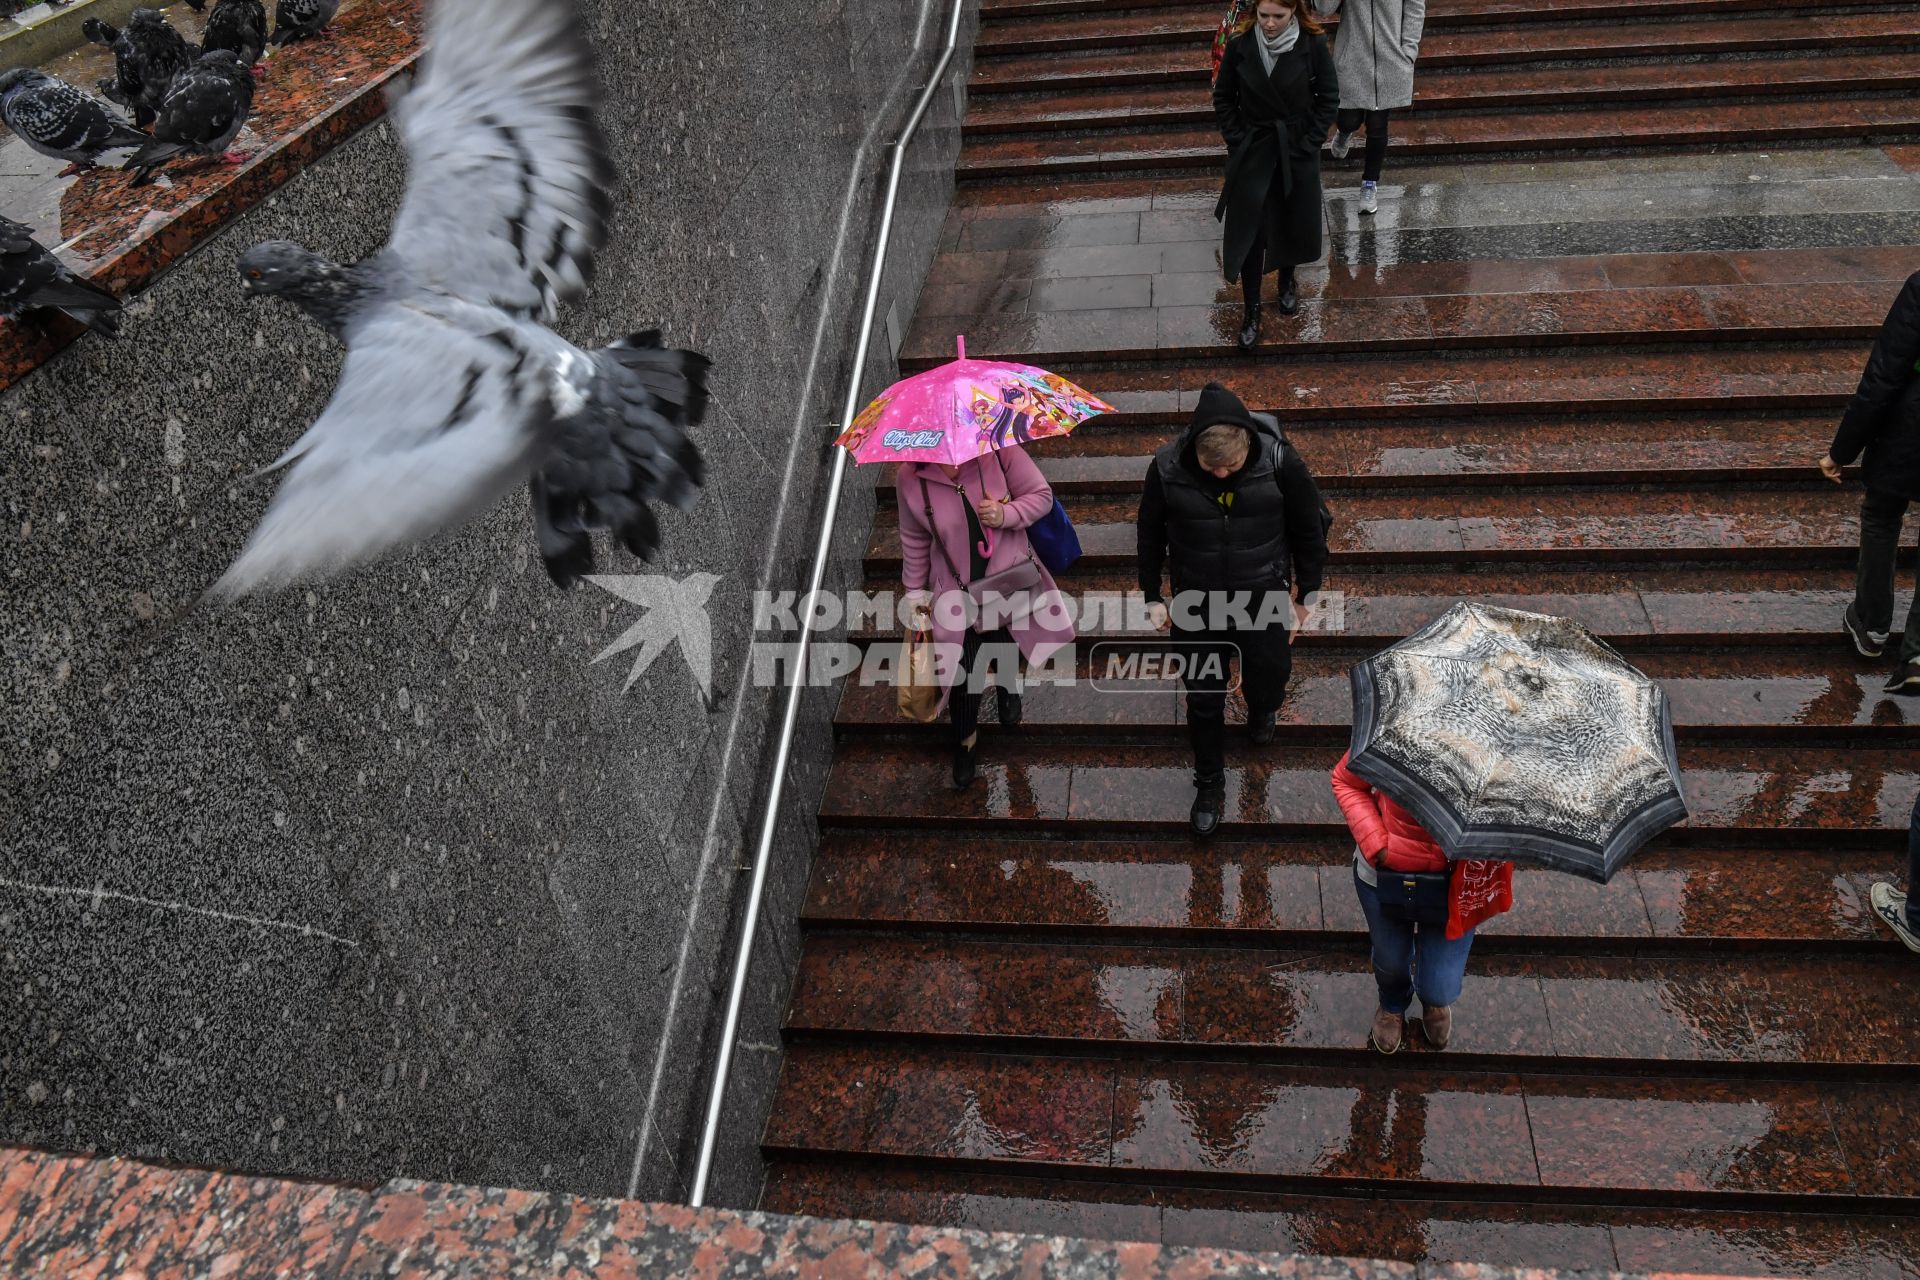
[[833, 336, 1115, 467]]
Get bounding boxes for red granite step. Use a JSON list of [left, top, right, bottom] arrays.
[[966, 54, 1920, 135], [1004, 412, 1849, 490], [851, 565, 1896, 650], [1000, 346, 1865, 422], [866, 488, 1867, 572], [803, 834, 1906, 949], [903, 280, 1894, 366], [785, 936, 1920, 1068], [816, 739, 1920, 845], [976, 0, 1882, 54], [970, 11, 1920, 91], [765, 1043, 1920, 1206], [834, 650, 1920, 741], [958, 98, 1920, 179], [761, 1162, 1920, 1278]]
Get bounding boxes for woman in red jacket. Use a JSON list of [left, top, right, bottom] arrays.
[[1331, 751, 1512, 1053]]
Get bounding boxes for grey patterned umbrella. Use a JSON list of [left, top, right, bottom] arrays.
[[1347, 602, 1688, 883]]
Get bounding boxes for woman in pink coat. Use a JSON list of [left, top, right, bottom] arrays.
[[898, 443, 1076, 788]]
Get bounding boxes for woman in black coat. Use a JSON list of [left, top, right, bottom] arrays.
[[1821, 269, 1920, 691], [1213, 0, 1340, 351]]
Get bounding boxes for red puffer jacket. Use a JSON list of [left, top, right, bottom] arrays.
[[1330, 751, 1514, 939], [1331, 751, 1445, 872]]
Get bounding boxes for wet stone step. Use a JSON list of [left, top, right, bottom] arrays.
[[970, 11, 1920, 91], [817, 739, 1920, 843], [786, 935, 1920, 1068], [919, 246, 1920, 317], [901, 279, 1895, 365], [865, 488, 1871, 570], [851, 565, 1902, 649], [834, 650, 1920, 740], [976, 346, 1866, 421], [957, 99, 1920, 179], [975, 0, 1877, 54], [760, 1163, 1920, 1279], [968, 414, 1848, 490], [803, 835, 1908, 949], [765, 1043, 1920, 1203], [965, 54, 1920, 135]]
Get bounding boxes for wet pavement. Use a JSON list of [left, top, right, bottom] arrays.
[[758, 0, 1920, 1272]]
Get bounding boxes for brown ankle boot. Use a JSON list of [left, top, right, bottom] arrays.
[[1422, 1004, 1452, 1050], [1370, 1007, 1403, 1055]]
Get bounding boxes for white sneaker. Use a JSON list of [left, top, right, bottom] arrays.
[[1871, 882, 1920, 953], [1359, 184, 1378, 215], [1329, 131, 1352, 160]]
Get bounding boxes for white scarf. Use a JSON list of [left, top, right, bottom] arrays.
[[1256, 17, 1299, 74]]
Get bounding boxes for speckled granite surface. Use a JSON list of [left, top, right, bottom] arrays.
[[0, 1145, 1733, 1279]]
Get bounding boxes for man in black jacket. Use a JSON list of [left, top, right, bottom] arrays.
[[1821, 269, 1920, 693], [1137, 382, 1331, 837]]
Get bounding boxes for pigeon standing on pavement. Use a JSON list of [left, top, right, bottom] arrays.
[[185, 0, 270, 70], [215, 0, 708, 597], [268, 0, 340, 46], [0, 69, 150, 175], [84, 8, 194, 128], [0, 217, 122, 337], [124, 49, 255, 185]]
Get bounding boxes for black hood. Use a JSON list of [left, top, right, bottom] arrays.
[[1178, 382, 1268, 479]]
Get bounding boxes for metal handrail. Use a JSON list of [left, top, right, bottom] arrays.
[[686, 0, 971, 1209]]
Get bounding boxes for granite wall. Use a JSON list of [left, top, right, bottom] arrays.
[[0, 0, 973, 1208]]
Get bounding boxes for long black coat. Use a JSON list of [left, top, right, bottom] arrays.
[[1212, 28, 1340, 282], [1830, 270, 1920, 498]]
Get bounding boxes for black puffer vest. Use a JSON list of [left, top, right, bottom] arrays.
[[1154, 420, 1291, 594]]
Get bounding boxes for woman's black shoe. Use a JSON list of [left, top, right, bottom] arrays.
[[1277, 275, 1299, 316], [1237, 303, 1261, 352], [995, 684, 1023, 728], [952, 739, 978, 790], [1190, 777, 1226, 838]]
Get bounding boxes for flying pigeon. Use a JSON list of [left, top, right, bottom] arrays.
[[84, 8, 194, 128], [268, 0, 339, 46], [124, 49, 255, 185], [214, 0, 707, 598], [0, 217, 122, 337], [0, 69, 149, 175], [185, 0, 270, 71]]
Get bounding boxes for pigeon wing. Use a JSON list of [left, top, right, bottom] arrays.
[[213, 305, 555, 596], [382, 0, 612, 319]]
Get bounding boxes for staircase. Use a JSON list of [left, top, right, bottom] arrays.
[[757, 0, 1920, 1272]]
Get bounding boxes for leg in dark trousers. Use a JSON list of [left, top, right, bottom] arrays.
[[1240, 230, 1266, 314], [1237, 594, 1295, 720], [1854, 489, 1917, 657], [1359, 109, 1390, 183], [1178, 624, 1237, 785], [949, 626, 1018, 745]]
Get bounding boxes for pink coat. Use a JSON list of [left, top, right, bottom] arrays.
[[897, 444, 1076, 706]]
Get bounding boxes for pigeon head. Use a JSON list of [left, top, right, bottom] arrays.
[[0, 69, 49, 101], [238, 240, 370, 333]]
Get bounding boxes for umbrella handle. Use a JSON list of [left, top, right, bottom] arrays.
[[957, 335, 966, 361]]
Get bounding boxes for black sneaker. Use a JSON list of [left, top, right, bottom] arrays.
[[1884, 660, 1920, 696], [995, 684, 1023, 729], [1237, 303, 1260, 352], [1190, 776, 1226, 839], [952, 739, 978, 790], [1845, 604, 1889, 659], [1248, 709, 1276, 746]]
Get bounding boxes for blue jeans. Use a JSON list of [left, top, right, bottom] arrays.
[[1354, 870, 1476, 1014]]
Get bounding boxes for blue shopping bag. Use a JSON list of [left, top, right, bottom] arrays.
[[1027, 497, 1081, 575]]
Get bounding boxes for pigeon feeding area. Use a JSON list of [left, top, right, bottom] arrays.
[[0, 0, 420, 388]]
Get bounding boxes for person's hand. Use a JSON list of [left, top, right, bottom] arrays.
[[904, 588, 932, 628], [1146, 601, 1170, 632], [977, 498, 1005, 528], [1818, 454, 1843, 484], [1373, 844, 1390, 863]]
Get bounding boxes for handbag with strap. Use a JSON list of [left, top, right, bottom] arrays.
[[1027, 497, 1081, 575], [920, 474, 1046, 608]]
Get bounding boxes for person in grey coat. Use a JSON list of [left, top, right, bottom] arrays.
[[1313, 0, 1425, 215]]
